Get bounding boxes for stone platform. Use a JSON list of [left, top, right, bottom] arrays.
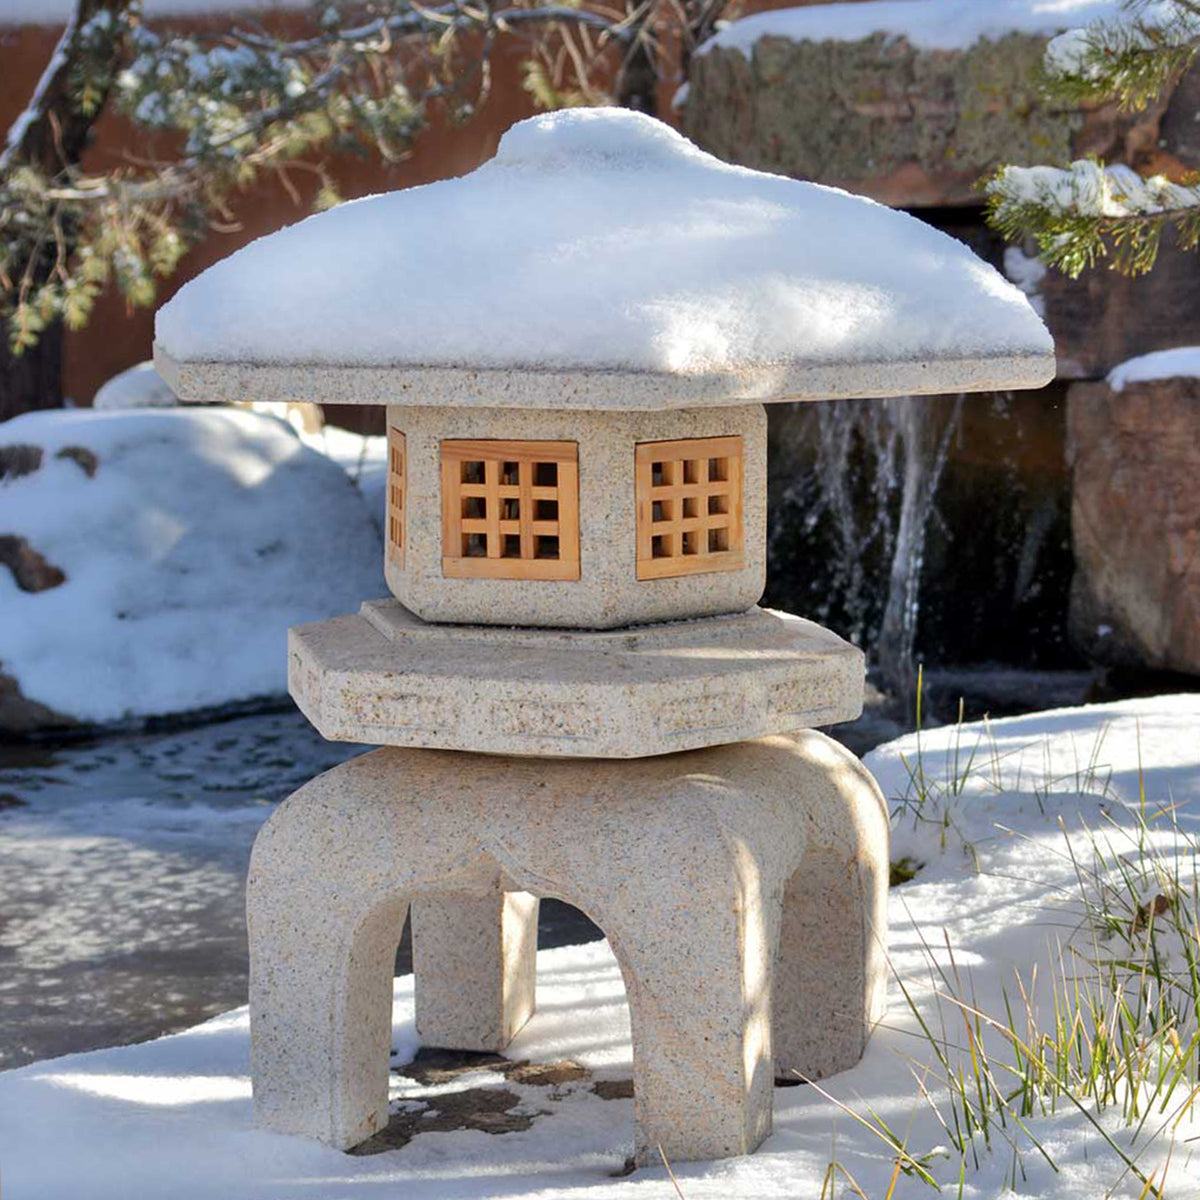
[[288, 600, 864, 758]]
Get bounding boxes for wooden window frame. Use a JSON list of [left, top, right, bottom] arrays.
[[387, 427, 406, 567], [441, 439, 580, 581], [635, 436, 745, 580]]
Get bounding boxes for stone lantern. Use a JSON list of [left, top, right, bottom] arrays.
[[155, 108, 1053, 1167]]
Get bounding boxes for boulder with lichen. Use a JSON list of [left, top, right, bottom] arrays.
[[682, 28, 1171, 207]]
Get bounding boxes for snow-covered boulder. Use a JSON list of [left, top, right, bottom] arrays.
[[683, 1, 1179, 210], [0, 407, 384, 733], [92, 362, 180, 410]]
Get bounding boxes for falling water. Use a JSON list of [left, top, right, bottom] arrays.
[[872, 396, 964, 701], [768, 395, 965, 704]]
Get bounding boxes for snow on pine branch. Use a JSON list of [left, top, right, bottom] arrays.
[[0, 10, 75, 173], [987, 159, 1200, 275], [1040, 0, 1200, 109], [992, 160, 1200, 219], [985, 0, 1200, 275]]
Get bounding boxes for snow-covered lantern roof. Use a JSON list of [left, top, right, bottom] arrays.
[[154, 107, 1053, 629], [155, 107, 1052, 408]]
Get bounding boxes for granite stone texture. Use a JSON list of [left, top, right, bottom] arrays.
[[288, 600, 865, 758], [154, 346, 1054, 411], [384, 404, 766, 628], [246, 731, 889, 1165], [412, 891, 538, 1052]]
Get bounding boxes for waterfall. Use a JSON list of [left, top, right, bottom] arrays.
[[769, 395, 965, 704], [873, 396, 964, 701]]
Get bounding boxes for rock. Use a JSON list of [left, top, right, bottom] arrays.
[[0, 407, 384, 735], [0, 444, 43, 482], [1030, 227, 1200, 380], [1159, 58, 1200, 172], [1067, 377, 1200, 676], [683, 29, 1169, 208], [0, 535, 65, 593], [55, 445, 98, 477], [0, 667, 73, 735]]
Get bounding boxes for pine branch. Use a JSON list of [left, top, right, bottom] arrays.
[[231, 2, 630, 57], [1040, 0, 1200, 110], [986, 159, 1200, 276], [1, 0, 677, 354], [985, 1, 1200, 277], [1, 1, 135, 174]]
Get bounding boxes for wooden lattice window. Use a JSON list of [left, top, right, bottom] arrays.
[[635, 436, 745, 580], [387, 427, 406, 566], [441, 439, 580, 581]]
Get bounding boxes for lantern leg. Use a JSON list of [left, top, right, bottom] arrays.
[[412, 889, 539, 1052], [771, 730, 890, 1082]]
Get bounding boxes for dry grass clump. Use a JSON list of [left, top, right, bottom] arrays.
[[826, 691, 1200, 1199]]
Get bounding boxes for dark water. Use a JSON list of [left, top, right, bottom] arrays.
[[0, 706, 621, 1072], [766, 386, 1081, 709], [0, 709, 358, 1070]]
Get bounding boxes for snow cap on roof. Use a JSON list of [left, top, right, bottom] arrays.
[[155, 108, 1054, 408]]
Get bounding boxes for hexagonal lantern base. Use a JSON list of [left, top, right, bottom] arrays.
[[383, 403, 766, 629], [288, 598, 864, 758]]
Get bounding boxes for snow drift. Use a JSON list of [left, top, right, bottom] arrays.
[[0, 407, 383, 728]]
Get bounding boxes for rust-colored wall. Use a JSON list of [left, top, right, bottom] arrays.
[[1, 9, 544, 408]]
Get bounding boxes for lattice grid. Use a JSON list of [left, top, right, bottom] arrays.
[[387, 427, 406, 567], [635, 436, 745, 580], [441, 439, 580, 580]]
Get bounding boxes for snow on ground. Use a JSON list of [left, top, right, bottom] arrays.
[[696, 0, 1136, 57], [300, 422, 388, 537], [156, 108, 1051, 373], [2, 695, 1198, 1199], [0, 407, 384, 726], [1108, 346, 1200, 391]]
